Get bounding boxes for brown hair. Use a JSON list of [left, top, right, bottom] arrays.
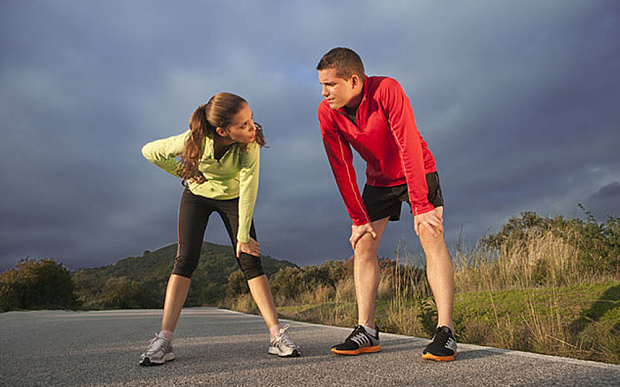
[[317, 47, 365, 80], [177, 92, 266, 184]]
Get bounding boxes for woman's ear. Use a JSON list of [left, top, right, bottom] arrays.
[[215, 127, 228, 137]]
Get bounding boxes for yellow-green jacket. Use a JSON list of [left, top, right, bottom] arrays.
[[142, 130, 260, 243]]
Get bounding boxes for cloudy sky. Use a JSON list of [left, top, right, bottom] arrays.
[[1, 0, 619, 271]]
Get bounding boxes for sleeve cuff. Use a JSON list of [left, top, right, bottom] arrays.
[[412, 203, 436, 216], [236, 233, 250, 244]]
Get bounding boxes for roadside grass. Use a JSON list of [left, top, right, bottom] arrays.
[[452, 281, 620, 364], [225, 213, 620, 364], [273, 281, 620, 364]]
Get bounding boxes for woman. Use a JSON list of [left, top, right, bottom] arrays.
[[139, 92, 300, 365]]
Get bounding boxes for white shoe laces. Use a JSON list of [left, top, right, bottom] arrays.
[[146, 333, 169, 354], [275, 324, 297, 348]]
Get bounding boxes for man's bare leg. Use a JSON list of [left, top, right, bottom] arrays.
[[354, 217, 390, 328], [331, 217, 389, 355], [418, 207, 454, 330]]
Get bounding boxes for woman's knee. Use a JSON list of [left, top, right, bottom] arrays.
[[172, 256, 198, 278], [238, 253, 265, 280]]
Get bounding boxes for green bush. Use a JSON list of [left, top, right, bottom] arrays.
[[104, 277, 158, 309], [0, 259, 76, 311], [226, 269, 249, 299], [269, 266, 304, 301]]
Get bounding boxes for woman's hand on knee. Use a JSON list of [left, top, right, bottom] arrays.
[[237, 238, 261, 257]]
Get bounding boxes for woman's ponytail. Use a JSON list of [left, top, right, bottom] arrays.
[[178, 104, 213, 184]]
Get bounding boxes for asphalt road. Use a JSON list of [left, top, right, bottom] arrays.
[[2, 308, 619, 386]]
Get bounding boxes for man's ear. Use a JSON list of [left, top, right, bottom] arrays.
[[350, 74, 362, 90]]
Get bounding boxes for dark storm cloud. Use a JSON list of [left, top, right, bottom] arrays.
[[1, 0, 619, 271], [591, 182, 620, 200], [585, 181, 620, 220]]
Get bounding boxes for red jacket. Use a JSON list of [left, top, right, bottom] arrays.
[[318, 76, 437, 225]]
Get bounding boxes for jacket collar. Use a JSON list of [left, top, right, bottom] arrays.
[[336, 75, 369, 114]]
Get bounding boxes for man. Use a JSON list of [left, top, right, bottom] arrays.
[[316, 47, 457, 361]]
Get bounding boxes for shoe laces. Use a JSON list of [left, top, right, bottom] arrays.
[[147, 333, 169, 354], [347, 325, 368, 341], [431, 326, 453, 345], [275, 324, 296, 348]]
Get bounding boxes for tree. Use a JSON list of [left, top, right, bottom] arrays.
[[226, 269, 249, 298], [100, 277, 139, 309], [0, 259, 76, 311]]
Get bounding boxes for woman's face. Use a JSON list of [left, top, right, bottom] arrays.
[[219, 103, 256, 144]]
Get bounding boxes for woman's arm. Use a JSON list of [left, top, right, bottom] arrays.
[[236, 142, 260, 244], [141, 130, 190, 177]]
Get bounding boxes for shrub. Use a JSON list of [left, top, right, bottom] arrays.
[[226, 269, 249, 299], [482, 211, 620, 278], [0, 259, 76, 311]]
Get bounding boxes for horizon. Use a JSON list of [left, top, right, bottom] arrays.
[[5, 208, 613, 273], [1, 0, 619, 272]]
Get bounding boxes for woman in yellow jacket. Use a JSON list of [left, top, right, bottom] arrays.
[[139, 92, 299, 365]]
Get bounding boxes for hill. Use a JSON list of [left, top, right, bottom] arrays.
[[72, 242, 297, 309]]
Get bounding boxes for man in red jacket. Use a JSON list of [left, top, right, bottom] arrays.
[[317, 47, 457, 361]]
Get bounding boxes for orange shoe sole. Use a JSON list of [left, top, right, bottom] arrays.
[[421, 352, 457, 362], [331, 345, 382, 356]]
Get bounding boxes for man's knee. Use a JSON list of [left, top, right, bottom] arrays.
[[355, 238, 379, 264], [419, 230, 449, 259], [238, 253, 265, 280]]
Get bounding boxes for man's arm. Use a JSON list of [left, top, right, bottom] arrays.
[[381, 79, 443, 236], [319, 105, 377, 248], [318, 105, 371, 226], [381, 78, 435, 216]]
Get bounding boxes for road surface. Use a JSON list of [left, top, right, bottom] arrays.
[[2, 308, 619, 386]]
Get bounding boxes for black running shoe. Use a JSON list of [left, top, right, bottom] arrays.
[[331, 325, 381, 356], [422, 326, 457, 361]]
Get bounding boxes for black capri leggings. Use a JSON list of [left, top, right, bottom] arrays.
[[172, 188, 264, 280]]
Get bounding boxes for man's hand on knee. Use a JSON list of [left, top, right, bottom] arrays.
[[414, 208, 444, 237], [350, 222, 378, 250]]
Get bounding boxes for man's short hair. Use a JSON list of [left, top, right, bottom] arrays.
[[317, 47, 365, 80]]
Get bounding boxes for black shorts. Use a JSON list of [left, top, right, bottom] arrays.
[[362, 172, 444, 222], [173, 188, 261, 279]]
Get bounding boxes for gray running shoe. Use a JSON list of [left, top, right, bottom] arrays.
[[139, 333, 175, 366], [268, 324, 300, 357]]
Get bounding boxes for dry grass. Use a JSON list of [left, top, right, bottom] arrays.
[[453, 231, 595, 292], [297, 284, 334, 305], [334, 277, 356, 303], [228, 293, 258, 314], [229, 229, 620, 364]]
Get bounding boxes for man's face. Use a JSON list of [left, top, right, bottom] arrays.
[[318, 68, 358, 110]]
